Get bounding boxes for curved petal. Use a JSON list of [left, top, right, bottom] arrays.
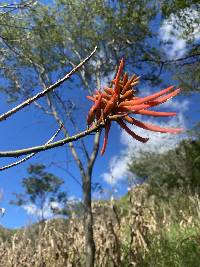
[[114, 58, 124, 95], [121, 74, 138, 94], [117, 119, 149, 143], [86, 95, 96, 101], [126, 86, 174, 105], [101, 121, 111, 155], [134, 110, 177, 117], [124, 116, 182, 133], [118, 88, 181, 111]]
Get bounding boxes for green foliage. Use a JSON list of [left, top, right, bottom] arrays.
[[0, 226, 17, 242], [115, 193, 131, 216], [23, 164, 64, 200], [11, 164, 68, 220], [128, 138, 200, 194], [161, 0, 200, 17], [161, 1, 200, 93], [173, 45, 200, 93], [118, 184, 200, 267], [140, 225, 200, 267], [0, 0, 163, 103]]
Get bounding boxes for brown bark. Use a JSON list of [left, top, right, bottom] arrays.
[[83, 172, 95, 267]]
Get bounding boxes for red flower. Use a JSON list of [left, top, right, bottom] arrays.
[[86, 58, 182, 155]]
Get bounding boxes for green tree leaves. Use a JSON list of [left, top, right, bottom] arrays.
[[11, 164, 68, 221], [128, 138, 200, 194]]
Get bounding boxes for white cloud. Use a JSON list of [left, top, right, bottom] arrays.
[[23, 200, 62, 219], [100, 71, 115, 89], [102, 98, 188, 185], [102, 155, 130, 185], [161, 98, 189, 111], [67, 195, 81, 205], [120, 113, 185, 154], [159, 6, 200, 59]]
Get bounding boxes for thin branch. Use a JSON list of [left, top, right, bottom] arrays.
[[0, 46, 97, 122], [0, 1, 36, 16], [0, 124, 63, 171], [33, 64, 87, 177], [46, 93, 86, 178], [139, 53, 200, 65], [87, 131, 101, 176], [0, 1, 36, 10], [0, 123, 104, 158], [33, 101, 53, 115], [86, 70, 102, 173], [0, 23, 32, 30], [52, 162, 82, 187], [54, 93, 90, 161]]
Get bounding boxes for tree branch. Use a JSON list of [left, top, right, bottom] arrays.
[[87, 70, 102, 174], [0, 124, 63, 171], [46, 93, 86, 178], [52, 162, 82, 187], [139, 53, 200, 65], [0, 1, 36, 9], [0, 123, 104, 158], [87, 131, 101, 177], [0, 46, 97, 122], [54, 93, 90, 162]]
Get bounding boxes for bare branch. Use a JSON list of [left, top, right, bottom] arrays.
[[0, 124, 63, 171], [86, 70, 102, 173], [54, 93, 90, 161], [0, 1, 36, 9], [0, 123, 104, 158], [0, 46, 97, 122], [46, 94, 86, 178], [0, 1, 36, 16], [52, 162, 82, 187], [33, 101, 53, 115], [138, 52, 200, 65], [87, 131, 101, 176]]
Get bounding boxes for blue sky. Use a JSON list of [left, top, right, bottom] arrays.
[[0, 2, 200, 228]]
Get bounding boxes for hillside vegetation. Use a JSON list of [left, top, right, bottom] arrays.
[[1, 183, 200, 267]]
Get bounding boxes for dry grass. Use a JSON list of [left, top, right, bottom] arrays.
[[1, 184, 200, 267]]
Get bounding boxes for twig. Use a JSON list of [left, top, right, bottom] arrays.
[[0, 1, 36, 9], [0, 123, 104, 158], [54, 93, 90, 161], [52, 162, 82, 187], [0, 46, 97, 122], [0, 124, 63, 171], [138, 53, 200, 65]]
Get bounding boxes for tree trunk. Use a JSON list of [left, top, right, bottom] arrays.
[[82, 172, 95, 267]]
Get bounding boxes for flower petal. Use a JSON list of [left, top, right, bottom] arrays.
[[104, 87, 114, 95], [124, 116, 182, 133], [118, 88, 181, 111], [148, 88, 181, 105], [123, 72, 129, 86], [121, 74, 138, 94], [104, 93, 118, 116], [86, 95, 96, 101], [117, 119, 149, 143], [128, 86, 174, 105], [101, 121, 111, 155], [114, 58, 124, 95], [134, 110, 177, 117], [120, 89, 134, 100]]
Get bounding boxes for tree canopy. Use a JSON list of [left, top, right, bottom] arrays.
[[11, 164, 68, 220], [128, 137, 200, 195]]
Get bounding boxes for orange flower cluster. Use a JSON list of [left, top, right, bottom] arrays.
[[86, 58, 182, 155]]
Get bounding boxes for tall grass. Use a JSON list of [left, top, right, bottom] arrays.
[[0, 184, 200, 266]]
